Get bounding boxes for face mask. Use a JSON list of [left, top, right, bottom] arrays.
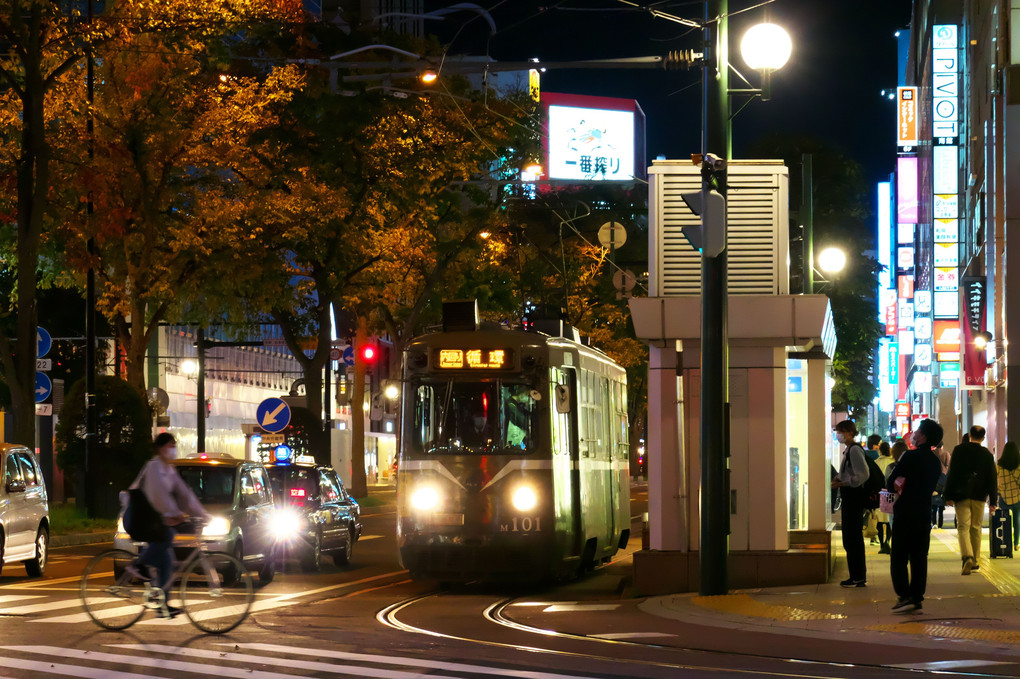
[[834, 433, 844, 444], [165, 446, 178, 460]]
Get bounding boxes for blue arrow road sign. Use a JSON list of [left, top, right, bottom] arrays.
[[34, 372, 51, 403], [342, 346, 355, 367], [36, 327, 51, 359], [256, 397, 291, 433]]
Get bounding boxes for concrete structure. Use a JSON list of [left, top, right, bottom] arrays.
[[629, 160, 837, 594]]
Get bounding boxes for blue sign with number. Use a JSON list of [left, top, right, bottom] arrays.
[[36, 327, 51, 359], [34, 372, 51, 403], [256, 397, 291, 433], [342, 346, 355, 367]]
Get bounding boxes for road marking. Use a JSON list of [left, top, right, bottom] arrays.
[[0, 573, 91, 589], [209, 642, 607, 679], [0, 655, 153, 679], [932, 529, 1020, 595], [1, 597, 118, 615], [0, 595, 43, 605], [590, 632, 676, 640], [889, 660, 1014, 670], [543, 604, 621, 613], [359, 534, 384, 541], [2, 647, 300, 679]]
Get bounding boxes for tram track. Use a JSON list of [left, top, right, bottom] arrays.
[[376, 590, 1009, 678]]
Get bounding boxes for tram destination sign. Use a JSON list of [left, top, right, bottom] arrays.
[[436, 348, 514, 370]]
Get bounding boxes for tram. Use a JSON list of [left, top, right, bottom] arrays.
[[396, 303, 630, 582]]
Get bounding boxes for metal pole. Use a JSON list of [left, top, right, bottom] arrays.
[[197, 327, 205, 453], [700, 0, 729, 596], [82, 0, 97, 514], [802, 153, 814, 294]]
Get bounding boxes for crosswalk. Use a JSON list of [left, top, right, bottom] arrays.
[[0, 642, 607, 678]]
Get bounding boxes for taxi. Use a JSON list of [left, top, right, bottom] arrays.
[[265, 448, 361, 571]]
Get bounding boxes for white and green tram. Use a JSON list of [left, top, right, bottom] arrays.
[[396, 314, 630, 582]]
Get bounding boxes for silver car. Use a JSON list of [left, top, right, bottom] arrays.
[[0, 443, 50, 577]]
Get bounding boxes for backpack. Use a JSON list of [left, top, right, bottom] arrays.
[[861, 456, 885, 509]]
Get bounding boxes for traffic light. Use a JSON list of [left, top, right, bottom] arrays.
[[680, 188, 726, 256], [359, 341, 378, 365]]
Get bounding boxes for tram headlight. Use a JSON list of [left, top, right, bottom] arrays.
[[410, 485, 441, 512], [511, 485, 538, 512]]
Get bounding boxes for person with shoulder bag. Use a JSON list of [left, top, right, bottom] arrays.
[[944, 425, 998, 574], [125, 433, 209, 618], [996, 441, 1020, 552], [831, 420, 870, 588], [886, 419, 944, 613]]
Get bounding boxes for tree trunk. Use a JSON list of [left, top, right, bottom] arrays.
[[348, 317, 368, 498]]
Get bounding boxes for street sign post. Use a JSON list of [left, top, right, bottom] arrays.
[[342, 346, 355, 367], [36, 327, 51, 359], [34, 372, 52, 403], [256, 397, 291, 433]]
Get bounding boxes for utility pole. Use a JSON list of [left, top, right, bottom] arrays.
[[699, 0, 730, 596], [82, 0, 97, 514]]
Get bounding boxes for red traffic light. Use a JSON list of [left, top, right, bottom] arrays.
[[360, 344, 377, 363]]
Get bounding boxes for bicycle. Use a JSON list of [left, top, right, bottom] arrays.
[[79, 518, 254, 634]]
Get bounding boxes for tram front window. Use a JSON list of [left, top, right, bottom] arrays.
[[413, 381, 539, 454]]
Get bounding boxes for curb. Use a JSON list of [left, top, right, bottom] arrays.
[[51, 532, 114, 548]]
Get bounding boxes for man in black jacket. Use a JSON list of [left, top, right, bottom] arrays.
[[887, 419, 944, 613], [944, 425, 998, 575]]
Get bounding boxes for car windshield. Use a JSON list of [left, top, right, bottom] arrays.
[[177, 466, 235, 505], [266, 467, 318, 506], [410, 380, 539, 455]]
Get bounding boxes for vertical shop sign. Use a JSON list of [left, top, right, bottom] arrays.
[[961, 276, 986, 387]]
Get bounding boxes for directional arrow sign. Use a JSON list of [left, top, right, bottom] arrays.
[[36, 327, 51, 359], [256, 397, 291, 433], [34, 372, 52, 403], [342, 346, 355, 367]]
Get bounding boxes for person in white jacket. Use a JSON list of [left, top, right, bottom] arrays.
[[128, 433, 209, 617]]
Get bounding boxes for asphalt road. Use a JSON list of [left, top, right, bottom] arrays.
[[0, 486, 1008, 678]]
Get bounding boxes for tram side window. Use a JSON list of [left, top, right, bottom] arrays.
[[550, 368, 573, 456]]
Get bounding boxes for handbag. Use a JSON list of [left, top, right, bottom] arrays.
[[879, 490, 897, 514], [124, 467, 168, 543]]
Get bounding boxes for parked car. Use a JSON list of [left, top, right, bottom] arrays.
[[114, 453, 277, 585], [0, 443, 49, 577], [265, 457, 362, 571]]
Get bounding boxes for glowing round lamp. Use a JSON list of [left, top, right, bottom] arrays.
[[384, 383, 400, 400], [740, 23, 792, 71], [181, 359, 198, 377], [420, 71, 438, 84], [817, 247, 847, 274]]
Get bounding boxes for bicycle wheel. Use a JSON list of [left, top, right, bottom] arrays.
[[180, 550, 254, 634], [80, 549, 153, 630]]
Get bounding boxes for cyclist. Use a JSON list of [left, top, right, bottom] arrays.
[[127, 432, 209, 618]]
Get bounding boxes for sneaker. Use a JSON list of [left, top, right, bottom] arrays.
[[892, 600, 921, 614], [840, 578, 867, 588], [157, 605, 184, 619], [962, 557, 974, 575]]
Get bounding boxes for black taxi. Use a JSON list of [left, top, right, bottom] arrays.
[[265, 453, 362, 571]]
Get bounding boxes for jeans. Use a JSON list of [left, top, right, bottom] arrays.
[[1000, 498, 1020, 547], [137, 525, 176, 590], [890, 515, 932, 603], [955, 499, 986, 561], [840, 491, 867, 581]]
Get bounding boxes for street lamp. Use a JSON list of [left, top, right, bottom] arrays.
[[181, 359, 198, 378], [818, 247, 847, 275]]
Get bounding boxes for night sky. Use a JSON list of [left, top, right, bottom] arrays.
[[435, 0, 914, 190]]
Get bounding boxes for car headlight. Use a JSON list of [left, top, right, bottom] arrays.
[[269, 508, 303, 541], [511, 485, 538, 512], [202, 516, 231, 537], [410, 485, 441, 512]]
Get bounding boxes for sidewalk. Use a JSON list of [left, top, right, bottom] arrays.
[[642, 523, 1020, 657]]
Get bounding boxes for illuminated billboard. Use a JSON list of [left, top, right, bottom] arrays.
[[544, 93, 645, 182]]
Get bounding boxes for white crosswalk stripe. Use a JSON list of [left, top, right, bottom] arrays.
[[0, 643, 607, 679]]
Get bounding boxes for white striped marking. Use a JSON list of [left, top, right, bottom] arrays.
[[141, 642, 608, 679], [590, 632, 675, 640], [0, 595, 43, 605], [0, 573, 90, 589], [0, 655, 153, 679], [1, 647, 300, 679], [1, 597, 118, 615], [543, 603, 621, 613], [890, 660, 1013, 670]]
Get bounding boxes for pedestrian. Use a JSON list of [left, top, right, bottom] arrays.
[[866, 434, 882, 461], [930, 441, 949, 528], [886, 418, 944, 613], [996, 441, 1020, 552], [831, 420, 870, 588], [944, 425, 998, 575], [874, 442, 894, 554]]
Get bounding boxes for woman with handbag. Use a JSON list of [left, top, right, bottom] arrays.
[[830, 420, 870, 588], [126, 433, 209, 618]]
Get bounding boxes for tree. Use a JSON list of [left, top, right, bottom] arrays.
[[55, 22, 302, 394]]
